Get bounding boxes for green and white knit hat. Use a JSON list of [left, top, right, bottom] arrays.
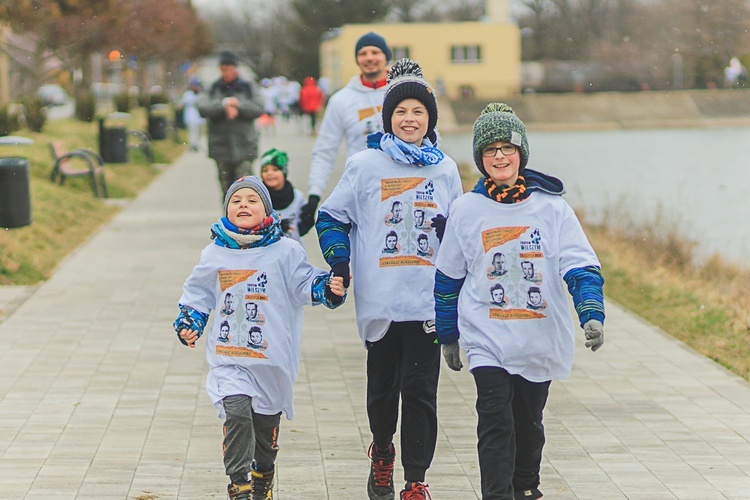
[[260, 148, 289, 178], [472, 103, 529, 177], [223, 175, 272, 217]]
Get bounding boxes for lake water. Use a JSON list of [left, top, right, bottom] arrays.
[[440, 127, 750, 266]]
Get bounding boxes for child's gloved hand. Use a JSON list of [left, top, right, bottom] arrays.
[[325, 275, 347, 305], [331, 261, 350, 288], [431, 214, 447, 242], [299, 195, 320, 231], [441, 342, 463, 371], [173, 305, 208, 348], [583, 319, 604, 352], [280, 218, 292, 234]]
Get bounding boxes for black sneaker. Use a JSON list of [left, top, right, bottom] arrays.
[[250, 464, 274, 500], [227, 481, 252, 500], [514, 487, 543, 499], [367, 441, 396, 500]]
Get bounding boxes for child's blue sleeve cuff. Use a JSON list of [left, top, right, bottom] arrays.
[[563, 266, 605, 327], [173, 304, 209, 345], [311, 273, 347, 309], [434, 269, 465, 345]]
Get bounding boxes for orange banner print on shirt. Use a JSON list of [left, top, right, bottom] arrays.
[[490, 308, 546, 320], [381, 177, 426, 201], [216, 345, 268, 358], [218, 270, 257, 292], [379, 255, 434, 267], [358, 106, 382, 121], [481, 227, 529, 253]]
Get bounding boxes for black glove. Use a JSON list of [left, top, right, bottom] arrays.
[[331, 261, 350, 289], [431, 214, 447, 242], [299, 194, 320, 231], [297, 219, 313, 237], [280, 218, 291, 233]]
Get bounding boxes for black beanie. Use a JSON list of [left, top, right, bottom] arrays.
[[355, 32, 392, 62], [381, 59, 438, 143], [219, 51, 238, 66]]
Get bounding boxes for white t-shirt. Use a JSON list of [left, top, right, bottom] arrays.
[[435, 191, 600, 382], [276, 187, 305, 243], [179, 237, 325, 419], [307, 76, 388, 197], [320, 148, 463, 344]]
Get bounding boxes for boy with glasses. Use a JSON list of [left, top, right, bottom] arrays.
[[434, 103, 605, 500]]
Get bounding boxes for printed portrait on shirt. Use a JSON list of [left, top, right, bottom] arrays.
[[489, 283, 507, 307], [413, 209, 426, 229], [526, 286, 547, 311], [384, 200, 404, 226], [220, 292, 236, 316], [217, 320, 231, 343], [520, 260, 543, 284], [243, 301, 266, 325], [416, 233, 433, 258], [487, 252, 509, 278], [246, 325, 268, 350], [382, 230, 400, 254]]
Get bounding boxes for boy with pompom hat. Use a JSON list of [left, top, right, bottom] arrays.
[[174, 176, 347, 500], [316, 59, 463, 500], [259, 148, 310, 242], [433, 103, 605, 500]]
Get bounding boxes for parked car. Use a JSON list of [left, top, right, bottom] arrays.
[[37, 84, 68, 107]]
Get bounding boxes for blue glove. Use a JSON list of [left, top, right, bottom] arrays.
[[173, 305, 208, 346]]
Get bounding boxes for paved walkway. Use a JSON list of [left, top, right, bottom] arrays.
[[2, 120, 750, 499]]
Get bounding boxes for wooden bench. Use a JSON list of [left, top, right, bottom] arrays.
[[49, 140, 108, 198]]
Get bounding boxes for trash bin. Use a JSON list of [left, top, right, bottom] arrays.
[[99, 112, 129, 163], [0, 157, 32, 228], [148, 104, 170, 140]]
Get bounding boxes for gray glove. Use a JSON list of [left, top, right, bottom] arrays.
[[441, 342, 463, 371], [583, 319, 604, 352]]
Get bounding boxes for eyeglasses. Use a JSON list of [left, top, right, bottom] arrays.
[[482, 145, 517, 157]]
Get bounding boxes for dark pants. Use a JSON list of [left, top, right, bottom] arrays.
[[472, 367, 551, 500], [366, 321, 440, 483], [216, 159, 254, 194], [222, 395, 281, 479]]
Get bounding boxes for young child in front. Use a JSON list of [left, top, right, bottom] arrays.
[[434, 103, 605, 500], [259, 148, 310, 241], [174, 176, 346, 500], [316, 59, 463, 500]]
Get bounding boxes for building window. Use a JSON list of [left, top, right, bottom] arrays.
[[451, 45, 481, 64], [392, 46, 410, 60]]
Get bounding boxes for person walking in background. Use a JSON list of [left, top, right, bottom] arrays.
[[197, 51, 265, 195], [316, 59, 463, 500], [259, 148, 310, 242], [298, 32, 393, 232], [434, 103, 605, 500], [181, 77, 204, 152], [174, 176, 346, 500], [298, 76, 325, 135]]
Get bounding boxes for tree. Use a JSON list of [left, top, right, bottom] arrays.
[[287, 0, 391, 80]]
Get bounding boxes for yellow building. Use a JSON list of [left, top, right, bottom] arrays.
[[320, 0, 519, 100]]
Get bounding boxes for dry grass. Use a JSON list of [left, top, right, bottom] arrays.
[[0, 109, 185, 284], [458, 164, 750, 381]]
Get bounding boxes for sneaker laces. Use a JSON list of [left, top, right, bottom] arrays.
[[368, 442, 395, 488], [250, 467, 274, 499], [401, 482, 432, 500]]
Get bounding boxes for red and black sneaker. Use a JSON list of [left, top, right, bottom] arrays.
[[400, 482, 432, 500], [367, 441, 396, 500]]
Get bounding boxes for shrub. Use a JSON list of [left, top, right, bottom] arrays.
[[75, 91, 97, 122], [19, 94, 47, 132], [113, 92, 131, 113], [148, 92, 170, 105], [0, 105, 20, 136], [137, 93, 150, 107]]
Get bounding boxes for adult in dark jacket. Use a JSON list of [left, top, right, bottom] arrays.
[[197, 51, 265, 194]]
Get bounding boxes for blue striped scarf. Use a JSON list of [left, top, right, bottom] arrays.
[[367, 132, 445, 166]]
